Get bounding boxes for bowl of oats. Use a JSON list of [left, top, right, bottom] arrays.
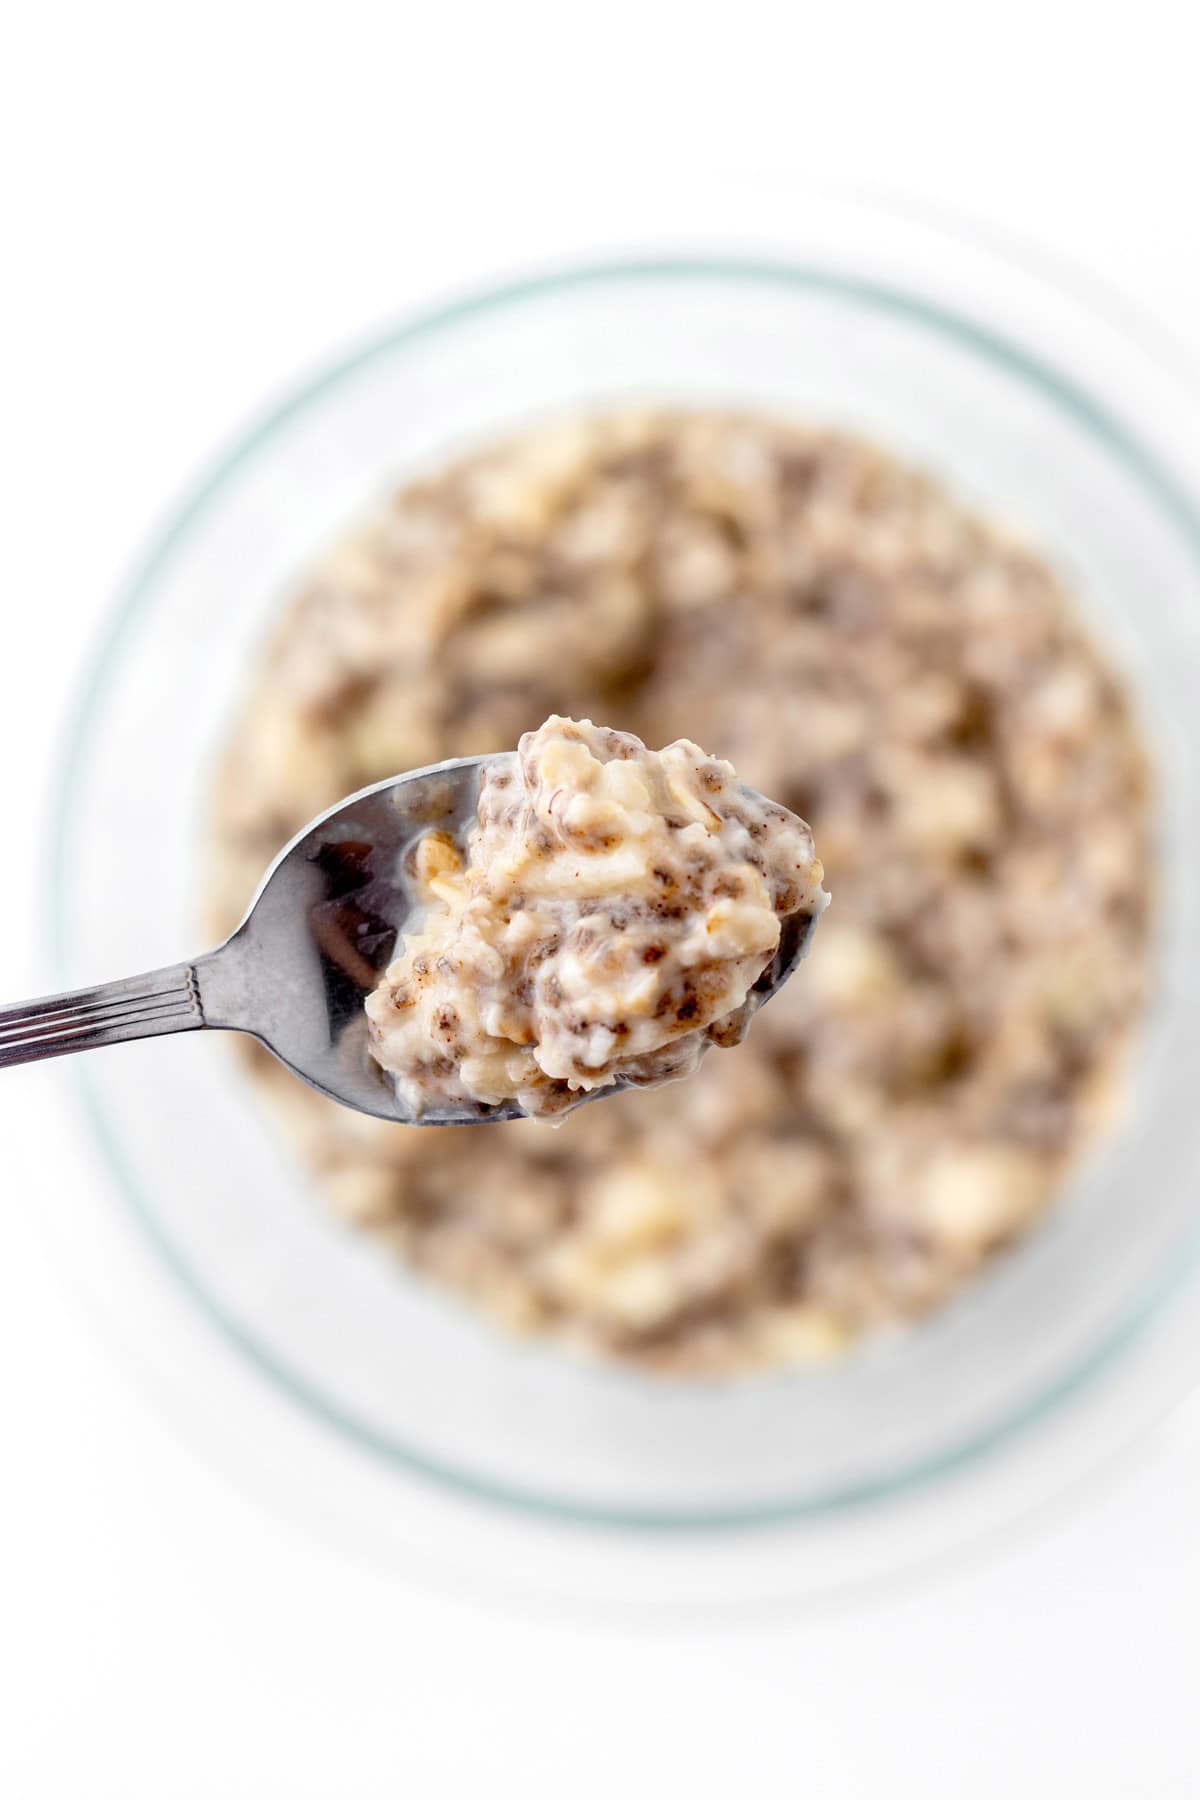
[[52, 237, 1200, 1525]]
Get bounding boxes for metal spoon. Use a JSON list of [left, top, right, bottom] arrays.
[[0, 756, 821, 1124]]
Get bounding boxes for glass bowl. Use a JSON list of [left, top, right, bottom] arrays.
[[53, 230, 1200, 1530]]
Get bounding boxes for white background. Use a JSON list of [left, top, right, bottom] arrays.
[[4, 4, 1200, 1794]]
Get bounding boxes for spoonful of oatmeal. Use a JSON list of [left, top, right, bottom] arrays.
[[0, 718, 827, 1124]]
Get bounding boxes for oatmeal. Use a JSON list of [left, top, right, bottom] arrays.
[[365, 716, 827, 1119], [208, 410, 1152, 1373]]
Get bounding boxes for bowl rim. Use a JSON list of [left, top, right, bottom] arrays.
[[51, 250, 1200, 1531]]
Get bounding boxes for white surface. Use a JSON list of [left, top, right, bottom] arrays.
[[3, 4, 1200, 1795]]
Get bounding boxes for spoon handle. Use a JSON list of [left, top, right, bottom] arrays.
[[0, 964, 204, 1067]]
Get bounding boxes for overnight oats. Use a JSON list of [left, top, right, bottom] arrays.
[[365, 716, 827, 1120], [208, 410, 1153, 1374]]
